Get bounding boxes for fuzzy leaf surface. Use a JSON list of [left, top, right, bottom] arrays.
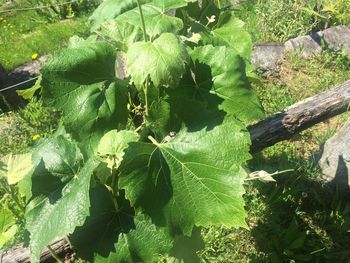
[[0, 207, 17, 249], [89, 0, 151, 29], [26, 159, 100, 262], [190, 45, 263, 122], [98, 130, 139, 169], [41, 42, 128, 156], [120, 120, 251, 235], [0, 153, 33, 185], [70, 185, 172, 263], [114, 0, 197, 38], [127, 33, 188, 89]]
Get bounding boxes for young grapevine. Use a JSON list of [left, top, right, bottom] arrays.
[[3, 0, 265, 261]]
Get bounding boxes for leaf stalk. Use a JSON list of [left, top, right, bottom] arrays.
[[136, 0, 148, 42]]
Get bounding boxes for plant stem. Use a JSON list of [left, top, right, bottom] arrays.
[[136, 0, 148, 42], [47, 245, 63, 263], [144, 83, 149, 117]]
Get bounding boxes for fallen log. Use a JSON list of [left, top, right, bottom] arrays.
[[2, 80, 350, 262], [0, 238, 73, 263], [249, 79, 350, 153]]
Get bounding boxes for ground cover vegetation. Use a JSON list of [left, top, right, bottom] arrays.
[[0, 0, 350, 262], [0, 0, 101, 70]]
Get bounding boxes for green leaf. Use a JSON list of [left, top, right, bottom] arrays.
[[213, 0, 232, 9], [89, 0, 151, 29], [210, 14, 253, 59], [120, 120, 251, 235], [98, 130, 139, 169], [70, 185, 172, 263], [94, 20, 143, 52], [0, 207, 18, 249], [41, 42, 129, 157], [26, 158, 100, 262], [16, 76, 42, 100], [193, 11, 253, 60], [127, 33, 189, 89], [190, 45, 263, 123], [97, 214, 172, 263], [0, 153, 33, 185], [17, 129, 82, 201], [115, 0, 191, 39], [147, 88, 225, 138]]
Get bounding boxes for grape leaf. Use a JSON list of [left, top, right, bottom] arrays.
[[0, 207, 18, 249], [190, 45, 263, 123], [106, 214, 172, 263], [120, 120, 251, 235], [94, 20, 143, 52], [127, 33, 189, 89], [0, 153, 33, 185], [98, 130, 139, 169], [192, 11, 252, 60], [70, 185, 172, 263], [89, 0, 151, 29], [26, 158, 100, 262], [210, 14, 253, 59], [41, 42, 129, 157]]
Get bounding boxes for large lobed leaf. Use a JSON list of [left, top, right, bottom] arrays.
[[0, 153, 33, 185], [26, 158, 100, 262], [89, 0, 151, 29], [190, 45, 263, 123], [94, 0, 197, 50], [70, 185, 172, 263], [41, 42, 128, 157], [0, 207, 18, 249], [120, 120, 251, 235], [127, 33, 189, 89]]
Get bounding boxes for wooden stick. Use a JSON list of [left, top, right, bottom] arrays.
[[249, 80, 350, 153]]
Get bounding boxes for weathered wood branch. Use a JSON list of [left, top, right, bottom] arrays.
[[0, 239, 73, 263], [249, 80, 350, 153], [2, 80, 350, 262]]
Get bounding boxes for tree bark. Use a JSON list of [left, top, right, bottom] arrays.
[[0, 239, 73, 263], [2, 80, 350, 262], [248, 80, 350, 153]]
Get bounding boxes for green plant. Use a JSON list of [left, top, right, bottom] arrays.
[[298, 0, 350, 28], [2, 0, 267, 262], [27, 0, 101, 22], [233, 0, 319, 42]]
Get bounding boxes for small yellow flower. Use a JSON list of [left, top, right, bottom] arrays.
[[31, 53, 39, 60], [32, 134, 41, 141]]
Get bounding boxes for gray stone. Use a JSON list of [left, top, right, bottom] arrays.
[[251, 42, 285, 72], [317, 25, 350, 55], [8, 55, 50, 83], [0, 64, 9, 89], [284, 26, 350, 58], [319, 120, 350, 188], [284, 35, 323, 58]]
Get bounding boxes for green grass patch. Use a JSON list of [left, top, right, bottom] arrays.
[[0, 18, 90, 70]]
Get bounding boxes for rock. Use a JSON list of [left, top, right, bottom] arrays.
[[319, 120, 350, 188], [0, 64, 10, 89], [8, 55, 50, 83], [251, 42, 285, 73], [284, 26, 350, 58], [284, 34, 323, 58], [317, 25, 350, 55]]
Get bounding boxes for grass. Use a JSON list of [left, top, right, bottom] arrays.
[[0, 1, 92, 70], [234, 0, 350, 42]]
